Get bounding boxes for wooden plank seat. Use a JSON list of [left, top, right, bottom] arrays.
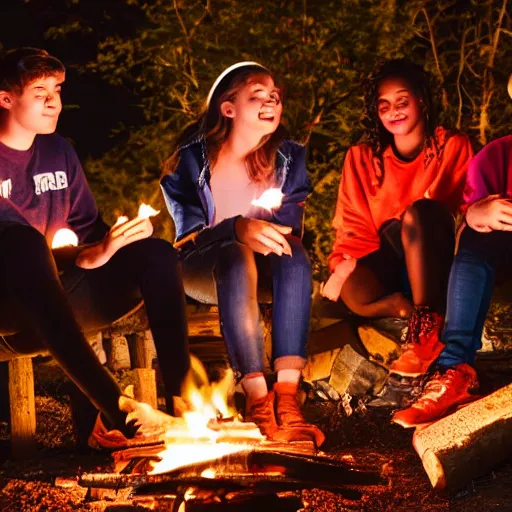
[[183, 273, 274, 372]]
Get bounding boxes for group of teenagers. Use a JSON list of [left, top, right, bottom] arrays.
[[0, 46, 510, 451]]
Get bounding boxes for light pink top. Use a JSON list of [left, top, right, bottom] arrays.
[[210, 163, 267, 225]]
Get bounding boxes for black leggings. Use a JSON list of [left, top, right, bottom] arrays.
[[340, 199, 455, 318], [0, 223, 189, 431]]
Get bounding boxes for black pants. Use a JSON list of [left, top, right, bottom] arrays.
[[0, 223, 189, 429]]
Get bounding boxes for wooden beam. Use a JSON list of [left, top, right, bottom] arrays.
[[133, 369, 158, 409], [127, 333, 149, 369], [8, 357, 36, 457]]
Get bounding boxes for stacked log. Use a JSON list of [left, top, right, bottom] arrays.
[[413, 382, 512, 491]]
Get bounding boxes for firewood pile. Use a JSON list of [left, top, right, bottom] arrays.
[[77, 439, 385, 511]]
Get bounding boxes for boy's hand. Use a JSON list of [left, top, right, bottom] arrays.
[[76, 217, 154, 269], [466, 195, 512, 233], [235, 217, 292, 256]]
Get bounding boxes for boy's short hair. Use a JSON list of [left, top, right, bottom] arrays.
[[0, 47, 65, 94]]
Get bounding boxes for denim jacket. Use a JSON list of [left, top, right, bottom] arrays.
[[160, 137, 312, 255]]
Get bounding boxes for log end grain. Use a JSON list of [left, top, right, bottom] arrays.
[[421, 449, 446, 490]]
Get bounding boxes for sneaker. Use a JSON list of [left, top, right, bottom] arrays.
[[392, 363, 479, 428], [390, 306, 445, 378], [273, 382, 326, 447]]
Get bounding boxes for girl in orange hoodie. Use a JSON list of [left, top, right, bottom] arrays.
[[322, 59, 472, 378]]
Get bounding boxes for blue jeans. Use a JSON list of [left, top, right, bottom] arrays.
[[181, 236, 312, 378], [438, 226, 506, 368]]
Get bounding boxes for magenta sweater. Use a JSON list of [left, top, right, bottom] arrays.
[[463, 135, 512, 206]]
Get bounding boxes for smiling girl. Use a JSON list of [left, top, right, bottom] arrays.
[[161, 62, 324, 446], [322, 59, 472, 378]]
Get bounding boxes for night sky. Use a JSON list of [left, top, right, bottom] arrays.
[[2, 0, 144, 160]]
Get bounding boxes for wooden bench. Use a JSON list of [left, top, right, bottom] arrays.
[[1, 302, 157, 458]]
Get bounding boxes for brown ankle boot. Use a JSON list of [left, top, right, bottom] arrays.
[[245, 392, 287, 441], [274, 382, 326, 447]]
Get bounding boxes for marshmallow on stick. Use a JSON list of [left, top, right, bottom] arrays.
[[138, 203, 160, 219], [251, 188, 283, 212], [114, 204, 160, 227], [114, 215, 129, 227]]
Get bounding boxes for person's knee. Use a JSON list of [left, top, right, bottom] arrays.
[[459, 226, 494, 252], [0, 223, 48, 257], [339, 292, 367, 317], [145, 236, 177, 258], [458, 228, 500, 265], [215, 242, 256, 277], [287, 236, 311, 272], [402, 199, 453, 242], [406, 199, 452, 227], [135, 236, 179, 268]]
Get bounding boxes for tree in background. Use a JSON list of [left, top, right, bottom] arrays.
[[7, 0, 512, 278]]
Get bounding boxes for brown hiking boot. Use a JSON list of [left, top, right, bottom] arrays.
[[274, 382, 326, 447], [390, 306, 445, 378], [392, 363, 480, 428]]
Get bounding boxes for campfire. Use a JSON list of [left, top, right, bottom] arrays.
[[78, 357, 385, 510], [143, 358, 265, 476]]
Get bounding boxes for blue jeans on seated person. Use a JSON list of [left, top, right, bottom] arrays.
[[438, 226, 508, 368], [181, 236, 312, 379]]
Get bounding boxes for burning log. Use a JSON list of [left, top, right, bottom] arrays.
[[79, 447, 384, 499], [412, 382, 512, 491]]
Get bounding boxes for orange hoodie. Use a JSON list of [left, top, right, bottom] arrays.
[[328, 127, 472, 271]]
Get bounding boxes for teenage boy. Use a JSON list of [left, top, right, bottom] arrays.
[[0, 47, 190, 448], [393, 74, 512, 428]]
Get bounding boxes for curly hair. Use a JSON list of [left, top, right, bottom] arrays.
[[361, 58, 438, 158]]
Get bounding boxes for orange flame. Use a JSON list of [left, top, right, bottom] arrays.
[[149, 356, 263, 475]]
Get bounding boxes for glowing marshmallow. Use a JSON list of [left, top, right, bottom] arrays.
[[52, 228, 78, 249], [114, 215, 129, 226], [251, 188, 284, 211], [138, 203, 160, 219]]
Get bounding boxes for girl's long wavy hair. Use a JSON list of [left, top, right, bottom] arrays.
[[163, 66, 287, 183], [361, 58, 439, 159]]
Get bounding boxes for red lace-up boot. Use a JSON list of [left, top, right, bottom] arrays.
[[390, 306, 446, 378], [392, 363, 479, 428]]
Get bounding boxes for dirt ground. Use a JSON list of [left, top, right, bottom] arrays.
[[0, 353, 511, 512]]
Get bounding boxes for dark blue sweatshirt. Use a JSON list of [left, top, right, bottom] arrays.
[[0, 133, 107, 245]]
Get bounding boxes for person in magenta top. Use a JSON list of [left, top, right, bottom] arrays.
[[393, 75, 512, 428]]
